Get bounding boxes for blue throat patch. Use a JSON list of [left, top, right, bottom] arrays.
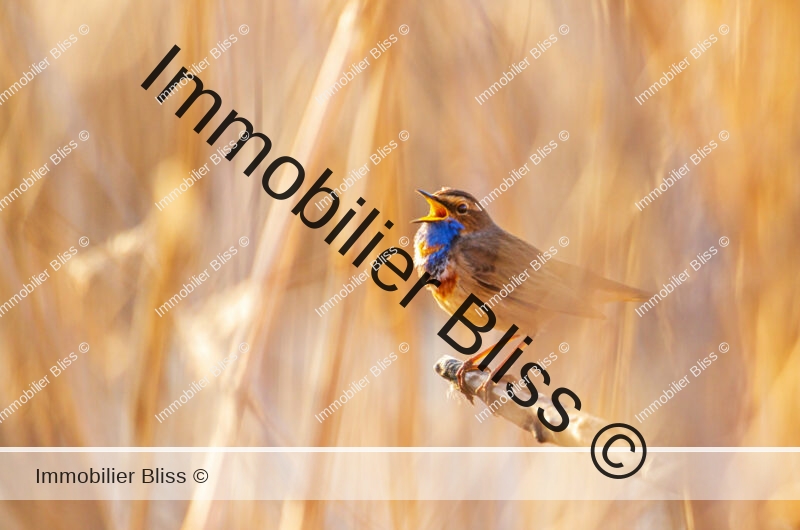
[[415, 218, 464, 277]]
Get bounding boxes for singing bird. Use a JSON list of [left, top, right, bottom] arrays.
[[413, 188, 649, 396]]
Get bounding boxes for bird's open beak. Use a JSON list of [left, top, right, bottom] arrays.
[[413, 189, 449, 223]]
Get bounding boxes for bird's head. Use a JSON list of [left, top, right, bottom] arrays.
[[412, 188, 494, 234]]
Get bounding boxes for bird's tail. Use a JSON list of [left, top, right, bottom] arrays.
[[589, 276, 652, 304], [548, 259, 651, 303]]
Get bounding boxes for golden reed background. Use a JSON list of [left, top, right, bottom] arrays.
[[0, 0, 798, 527]]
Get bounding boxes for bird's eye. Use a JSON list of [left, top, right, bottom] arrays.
[[456, 203, 468, 214]]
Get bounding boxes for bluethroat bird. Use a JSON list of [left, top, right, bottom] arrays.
[[413, 188, 649, 397]]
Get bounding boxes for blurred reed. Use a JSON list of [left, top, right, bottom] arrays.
[[0, 0, 797, 527]]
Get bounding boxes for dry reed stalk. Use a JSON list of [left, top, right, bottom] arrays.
[[434, 355, 606, 446]]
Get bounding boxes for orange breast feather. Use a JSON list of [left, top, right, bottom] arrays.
[[433, 269, 458, 300]]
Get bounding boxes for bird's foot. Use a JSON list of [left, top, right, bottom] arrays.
[[475, 377, 495, 401], [456, 358, 492, 405], [454, 337, 519, 404], [455, 360, 483, 404]]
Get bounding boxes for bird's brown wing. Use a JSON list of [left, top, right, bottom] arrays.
[[453, 231, 606, 319]]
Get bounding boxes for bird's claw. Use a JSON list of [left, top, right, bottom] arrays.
[[455, 363, 476, 404], [475, 378, 494, 401], [455, 361, 495, 404]]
